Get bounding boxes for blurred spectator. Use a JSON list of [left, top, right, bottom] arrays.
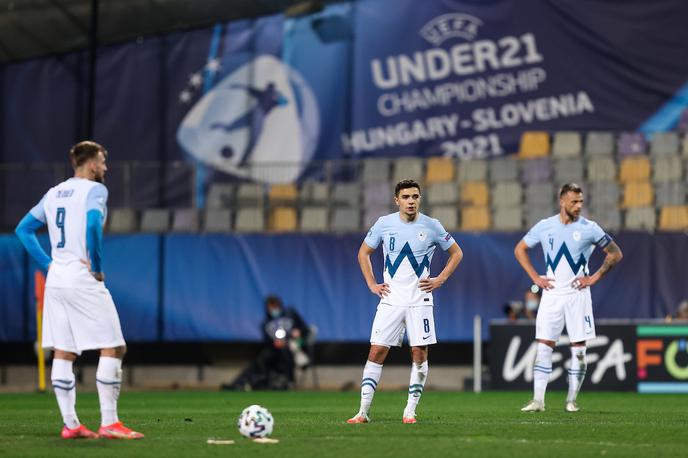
[[665, 299, 688, 322], [504, 285, 541, 321], [221, 295, 310, 391]]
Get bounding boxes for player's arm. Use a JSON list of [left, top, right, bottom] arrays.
[[358, 241, 390, 298], [419, 242, 462, 292], [85, 184, 108, 282], [514, 240, 554, 290], [575, 241, 623, 289], [15, 212, 51, 271]]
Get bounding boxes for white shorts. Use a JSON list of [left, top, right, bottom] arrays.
[[42, 286, 126, 355], [535, 290, 596, 343], [370, 304, 437, 347]]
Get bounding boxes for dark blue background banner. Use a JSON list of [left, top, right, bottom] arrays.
[[2, 0, 687, 171], [1, 232, 685, 342]]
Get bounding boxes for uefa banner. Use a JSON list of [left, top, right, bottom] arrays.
[[490, 322, 688, 393]]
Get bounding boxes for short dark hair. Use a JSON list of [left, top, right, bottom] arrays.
[[559, 182, 583, 198], [395, 179, 421, 197], [69, 141, 107, 169], [264, 294, 283, 308]]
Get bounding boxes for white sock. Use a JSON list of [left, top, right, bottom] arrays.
[[567, 346, 587, 402], [51, 359, 79, 429], [96, 356, 122, 426], [533, 343, 553, 403], [359, 361, 383, 416], [404, 360, 428, 416]]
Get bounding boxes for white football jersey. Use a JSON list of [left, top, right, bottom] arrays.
[[30, 177, 108, 288]]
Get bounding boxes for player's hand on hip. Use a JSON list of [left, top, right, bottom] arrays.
[[370, 283, 390, 298], [419, 277, 444, 292], [92, 272, 105, 282], [534, 276, 555, 290], [573, 276, 594, 290]]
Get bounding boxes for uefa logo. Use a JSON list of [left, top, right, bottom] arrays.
[[177, 55, 320, 184]]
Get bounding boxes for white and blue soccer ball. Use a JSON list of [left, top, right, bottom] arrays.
[[237, 404, 274, 439]]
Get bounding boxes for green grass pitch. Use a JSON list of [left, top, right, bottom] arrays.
[[1, 390, 686, 457]]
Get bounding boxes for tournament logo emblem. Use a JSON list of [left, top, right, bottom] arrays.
[[417, 231, 427, 241], [419, 13, 483, 45], [177, 55, 320, 184]]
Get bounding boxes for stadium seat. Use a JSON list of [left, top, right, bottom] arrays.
[[625, 207, 656, 231], [659, 206, 688, 230], [588, 206, 621, 231], [461, 181, 489, 206], [108, 208, 137, 233], [236, 183, 265, 206], [425, 157, 455, 183], [300, 181, 329, 204], [552, 131, 582, 158], [426, 182, 458, 206], [331, 182, 361, 207], [457, 159, 487, 182], [203, 209, 232, 232], [621, 181, 654, 208], [655, 181, 686, 206], [619, 157, 651, 182], [461, 206, 491, 231], [678, 109, 688, 133], [299, 207, 328, 232], [588, 182, 620, 208], [268, 184, 298, 204], [206, 183, 234, 209], [518, 131, 550, 158], [269, 207, 298, 232], [392, 157, 424, 183], [331, 207, 361, 232], [526, 206, 554, 227], [488, 156, 519, 182], [587, 157, 617, 182], [553, 158, 584, 185], [234, 208, 265, 232], [525, 182, 555, 207], [617, 132, 647, 157], [140, 209, 170, 233], [681, 134, 688, 157], [171, 208, 199, 232], [363, 182, 393, 208], [652, 155, 683, 182], [361, 158, 391, 183], [491, 181, 522, 208], [493, 207, 523, 231], [650, 132, 680, 156], [521, 158, 552, 183], [584, 131, 614, 156], [363, 206, 391, 230], [428, 206, 458, 230]]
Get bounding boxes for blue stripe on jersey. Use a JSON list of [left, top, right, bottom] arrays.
[[385, 242, 430, 278], [545, 242, 587, 275]]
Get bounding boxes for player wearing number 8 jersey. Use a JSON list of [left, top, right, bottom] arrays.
[[347, 180, 463, 424], [514, 183, 623, 413], [14, 141, 143, 439]]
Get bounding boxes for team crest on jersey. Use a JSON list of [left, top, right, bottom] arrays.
[[572, 231, 582, 241], [417, 231, 427, 241]]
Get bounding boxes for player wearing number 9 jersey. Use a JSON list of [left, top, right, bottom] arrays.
[[347, 179, 463, 425], [14, 141, 143, 440]]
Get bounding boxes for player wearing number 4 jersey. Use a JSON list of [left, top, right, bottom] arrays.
[[347, 180, 463, 425], [14, 141, 143, 440], [514, 183, 623, 413]]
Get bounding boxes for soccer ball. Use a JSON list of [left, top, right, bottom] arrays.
[[237, 404, 274, 439]]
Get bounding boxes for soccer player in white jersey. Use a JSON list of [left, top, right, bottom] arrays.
[[347, 179, 463, 424], [514, 183, 623, 413], [14, 141, 143, 439]]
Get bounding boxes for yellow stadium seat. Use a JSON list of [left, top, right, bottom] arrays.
[[518, 131, 550, 158], [618, 157, 651, 182], [268, 184, 298, 203], [425, 157, 455, 184], [461, 206, 491, 231], [659, 206, 688, 230], [269, 207, 298, 232], [621, 181, 654, 208], [461, 181, 489, 206]]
